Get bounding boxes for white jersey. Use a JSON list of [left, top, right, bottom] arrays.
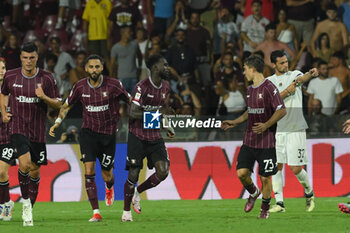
[[267, 70, 308, 132]]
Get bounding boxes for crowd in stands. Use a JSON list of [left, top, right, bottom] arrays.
[[0, 0, 350, 139]]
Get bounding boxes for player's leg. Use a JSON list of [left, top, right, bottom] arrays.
[[338, 203, 350, 214], [0, 160, 12, 221], [99, 133, 116, 207], [288, 131, 314, 212], [236, 145, 260, 213], [79, 129, 101, 222], [29, 164, 40, 207], [257, 147, 278, 219], [270, 132, 287, 212]]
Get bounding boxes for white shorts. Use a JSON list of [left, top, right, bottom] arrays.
[[275, 130, 308, 166]]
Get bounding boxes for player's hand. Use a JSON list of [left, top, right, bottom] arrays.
[[35, 84, 46, 99], [252, 122, 267, 134], [167, 130, 176, 138], [309, 68, 318, 77], [49, 123, 60, 137], [1, 112, 12, 123], [343, 119, 350, 134], [286, 82, 297, 95], [221, 120, 237, 131]]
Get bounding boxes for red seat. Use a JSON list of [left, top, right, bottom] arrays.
[[22, 30, 45, 43], [42, 15, 58, 37]]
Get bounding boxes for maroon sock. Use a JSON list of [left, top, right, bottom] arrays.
[[0, 181, 9, 204], [261, 198, 271, 211], [244, 183, 257, 195], [123, 179, 135, 211], [137, 173, 161, 194], [85, 175, 99, 210], [18, 170, 30, 199], [106, 175, 114, 190], [29, 177, 40, 207]]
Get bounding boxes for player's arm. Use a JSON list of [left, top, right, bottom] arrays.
[[221, 110, 248, 131], [49, 101, 73, 137], [35, 84, 62, 109], [252, 107, 286, 134], [0, 93, 12, 123], [129, 102, 143, 120], [240, 32, 257, 49], [295, 68, 318, 84], [280, 82, 296, 99]]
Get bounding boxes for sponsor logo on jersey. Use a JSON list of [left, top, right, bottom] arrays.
[[248, 107, 265, 114], [13, 84, 23, 88], [86, 104, 109, 112], [147, 94, 154, 98], [16, 96, 40, 103], [82, 94, 90, 98]]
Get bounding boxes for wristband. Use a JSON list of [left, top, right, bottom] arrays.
[[55, 117, 62, 124]]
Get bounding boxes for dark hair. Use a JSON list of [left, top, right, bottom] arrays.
[[85, 54, 104, 65], [270, 50, 285, 64], [21, 42, 38, 53], [45, 53, 58, 63], [223, 51, 234, 58], [252, 0, 262, 6], [326, 2, 338, 11], [49, 36, 61, 45], [332, 51, 345, 60], [244, 55, 264, 73], [146, 54, 164, 69], [253, 50, 265, 59], [317, 32, 330, 49], [317, 59, 328, 68], [75, 50, 87, 58], [265, 22, 276, 32]]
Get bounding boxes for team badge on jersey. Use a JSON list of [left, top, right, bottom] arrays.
[[258, 93, 263, 99], [102, 91, 108, 97]]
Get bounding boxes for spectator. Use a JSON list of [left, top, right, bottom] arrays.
[[313, 33, 334, 63], [110, 26, 142, 93], [307, 60, 343, 116], [285, 0, 315, 45], [276, 8, 298, 52], [33, 39, 47, 69], [217, 7, 240, 45], [1, 33, 21, 70], [339, 0, 350, 33], [135, 27, 148, 80], [254, 23, 295, 68], [108, 0, 143, 48], [240, 0, 270, 56], [82, 0, 112, 63], [69, 50, 88, 86], [55, 0, 81, 30], [47, 36, 76, 97], [307, 99, 330, 136], [179, 84, 202, 116], [186, 12, 212, 87], [242, 0, 274, 21], [311, 3, 349, 55], [166, 0, 189, 39], [315, 0, 330, 22], [147, 0, 175, 36], [56, 125, 79, 143], [45, 53, 58, 75]]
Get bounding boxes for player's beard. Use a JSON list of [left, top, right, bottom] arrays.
[[89, 72, 101, 82], [160, 69, 170, 80]]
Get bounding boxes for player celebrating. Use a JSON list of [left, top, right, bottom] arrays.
[[267, 50, 317, 213], [122, 54, 175, 222], [0, 58, 15, 221], [49, 54, 130, 222], [0, 43, 61, 226], [221, 55, 286, 219], [338, 119, 350, 214]]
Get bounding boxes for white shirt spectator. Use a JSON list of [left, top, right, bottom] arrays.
[[218, 91, 246, 113], [241, 15, 269, 52]]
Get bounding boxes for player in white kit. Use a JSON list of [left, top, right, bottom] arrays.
[[266, 50, 318, 212]]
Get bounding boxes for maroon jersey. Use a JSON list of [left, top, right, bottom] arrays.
[[243, 79, 284, 148], [129, 77, 171, 141], [67, 76, 130, 135], [1, 68, 61, 143]]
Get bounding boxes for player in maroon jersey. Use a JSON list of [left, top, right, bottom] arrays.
[[221, 55, 286, 219], [49, 54, 131, 222], [0, 43, 61, 226], [0, 58, 15, 221], [122, 54, 175, 222]]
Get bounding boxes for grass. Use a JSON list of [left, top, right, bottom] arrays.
[[1, 198, 350, 233]]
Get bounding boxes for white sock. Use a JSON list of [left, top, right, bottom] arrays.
[[296, 169, 312, 194], [272, 170, 284, 203], [93, 209, 100, 214], [250, 187, 260, 198]]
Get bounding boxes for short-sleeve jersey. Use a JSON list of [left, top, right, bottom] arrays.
[[67, 76, 130, 135], [243, 79, 285, 148], [129, 77, 171, 141], [267, 70, 308, 132], [1, 68, 61, 143]]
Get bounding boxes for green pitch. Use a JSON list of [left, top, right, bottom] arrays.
[[1, 198, 349, 233]]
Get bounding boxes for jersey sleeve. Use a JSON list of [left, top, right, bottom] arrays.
[[0, 73, 10, 95], [266, 83, 285, 112], [116, 79, 131, 102], [46, 74, 61, 101], [67, 83, 80, 106], [131, 84, 144, 107]]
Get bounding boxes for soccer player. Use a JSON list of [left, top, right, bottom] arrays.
[[221, 55, 286, 219], [49, 54, 131, 222], [267, 50, 318, 213], [338, 119, 350, 214], [0, 58, 15, 221], [0, 42, 62, 226], [122, 54, 175, 222]]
